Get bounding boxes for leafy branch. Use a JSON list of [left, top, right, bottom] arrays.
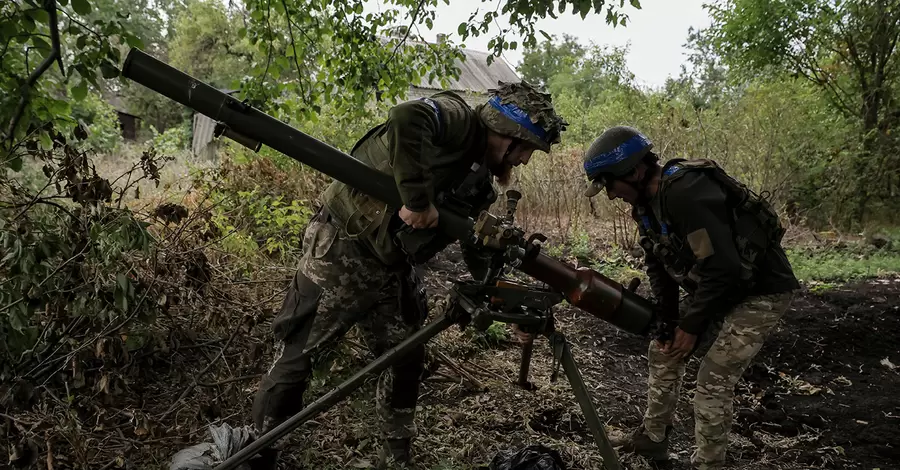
[[4, 0, 63, 145]]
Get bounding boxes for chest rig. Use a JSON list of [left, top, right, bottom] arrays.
[[392, 97, 497, 264], [394, 157, 497, 264], [636, 158, 785, 294]]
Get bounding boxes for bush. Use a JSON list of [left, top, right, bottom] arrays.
[[0, 144, 169, 380], [148, 121, 192, 155]]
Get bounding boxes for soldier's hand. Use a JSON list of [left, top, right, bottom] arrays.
[[400, 204, 439, 229], [662, 328, 697, 360]]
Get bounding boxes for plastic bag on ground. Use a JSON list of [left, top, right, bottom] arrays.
[[170, 423, 254, 470], [489, 444, 568, 470]]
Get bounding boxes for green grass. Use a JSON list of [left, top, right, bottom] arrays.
[[787, 247, 900, 282]]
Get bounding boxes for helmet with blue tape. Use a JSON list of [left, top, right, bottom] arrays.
[[477, 81, 567, 153], [582, 126, 653, 197]]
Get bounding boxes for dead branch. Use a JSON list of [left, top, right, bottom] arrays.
[[160, 314, 250, 420], [198, 374, 262, 387], [433, 349, 484, 390]]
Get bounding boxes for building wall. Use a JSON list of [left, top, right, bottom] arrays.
[[192, 113, 219, 160]]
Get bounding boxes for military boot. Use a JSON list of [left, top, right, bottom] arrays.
[[617, 424, 672, 461], [376, 438, 418, 469]]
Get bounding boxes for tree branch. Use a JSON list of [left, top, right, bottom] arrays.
[[4, 0, 62, 144], [385, 0, 425, 68], [280, 0, 309, 102]]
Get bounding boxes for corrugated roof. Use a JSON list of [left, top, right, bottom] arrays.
[[413, 48, 521, 93], [378, 36, 521, 93]]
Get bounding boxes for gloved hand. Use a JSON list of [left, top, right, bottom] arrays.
[[650, 301, 678, 345]]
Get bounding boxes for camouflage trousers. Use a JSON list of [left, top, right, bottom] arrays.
[[252, 210, 427, 442], [642, 292, 794, 469]]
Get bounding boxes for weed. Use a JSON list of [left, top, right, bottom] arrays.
[[470, 321, 510, 349], [787, 247, 900, 282]]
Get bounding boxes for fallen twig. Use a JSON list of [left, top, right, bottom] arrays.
[[199, 374, 262, 387], [433, 349, 485, 390], [160, 315, 250, 420]]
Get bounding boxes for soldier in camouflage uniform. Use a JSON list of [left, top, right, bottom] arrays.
[[580, 126, 800, 469], [250, 81, 567, 468]]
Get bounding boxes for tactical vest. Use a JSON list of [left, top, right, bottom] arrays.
[[636, 158, 785, 294], [322, 91, 496, 266]]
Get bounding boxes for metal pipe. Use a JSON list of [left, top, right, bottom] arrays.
[[214, 313, 456, 470], [553, 333, 622, 470], [518, 252, 655, 335]]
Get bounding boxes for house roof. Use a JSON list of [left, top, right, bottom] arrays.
[[378, 35, 521, 93], [412, 47, 521, 93]]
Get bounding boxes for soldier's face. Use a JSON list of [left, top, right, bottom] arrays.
[[605, 179, 639, 204], [485, 133, 536, 185], [605, 168, 643, 204]]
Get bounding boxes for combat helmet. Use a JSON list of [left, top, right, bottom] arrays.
[[477, 81, 568, 153], [582, 126, 653, 197]]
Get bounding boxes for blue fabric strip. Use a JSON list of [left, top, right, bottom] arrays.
[[641, 216, 651, 231], [663, 165, 681, 176], [583, 133, 652, 177], [488, 95, 547, 142]]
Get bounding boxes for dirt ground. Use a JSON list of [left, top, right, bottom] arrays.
[[3, 244, 898, 470]]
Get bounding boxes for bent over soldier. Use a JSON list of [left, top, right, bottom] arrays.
[[581, 126, 800, 469], [251, 82, 567, 468]]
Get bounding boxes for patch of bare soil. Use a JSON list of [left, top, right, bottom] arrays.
[[3, 244, 898, 470]]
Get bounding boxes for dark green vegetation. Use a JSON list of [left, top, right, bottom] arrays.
[[1, 0, 899, 468]]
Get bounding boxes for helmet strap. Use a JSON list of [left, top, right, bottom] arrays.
[[615, 162, 658, 205]]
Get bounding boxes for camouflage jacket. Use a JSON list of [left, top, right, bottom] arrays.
[[322, 91, 496, 268], [634, 159, 800, 335]]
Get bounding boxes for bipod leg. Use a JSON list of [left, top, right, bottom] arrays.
[[214, 313, 457, 470], [550, 333, 622, 470], [517, 338, 535, 390]]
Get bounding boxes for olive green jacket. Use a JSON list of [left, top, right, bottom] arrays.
[[635, 160, 800, 335], [322, 91, 494, 267]]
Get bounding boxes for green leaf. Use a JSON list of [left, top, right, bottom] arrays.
[[27, 8, 50, 24], [100, 63, 120, 78], [457, 22, 467, 36], [8, 156, 23, 172], [57, 0, 68, 6], [117, 273, 128, 292], [1, 21, 17, 40], [540, 29, 552, 41], [125, 34, 144, 49], [72, 80, 88, 101], [630, 0, 642, 8], [238, 27, 247, 39], [72, 0, 92, 15], [39, 132, 53, 150], [31, 36, 51, 51]]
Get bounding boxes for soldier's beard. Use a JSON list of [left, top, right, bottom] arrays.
[[490, 161, 513, 187]]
